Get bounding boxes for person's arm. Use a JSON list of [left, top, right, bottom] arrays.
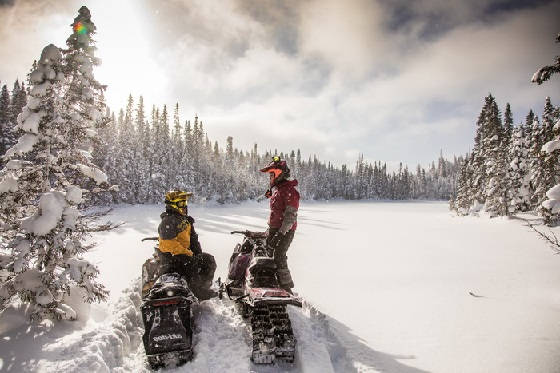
[[188, 216, 203, 255], [278, 188, 299, 234]]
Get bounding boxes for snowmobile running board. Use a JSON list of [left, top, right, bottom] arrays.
[[248, 288, 302, 308]]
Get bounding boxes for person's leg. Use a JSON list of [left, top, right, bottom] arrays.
[[157, 250, 192, 281], [190, 253, 217, 300], [272, 230, 295, 290]]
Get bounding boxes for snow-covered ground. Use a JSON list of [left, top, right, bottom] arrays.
[[1, 200, 559, 372]]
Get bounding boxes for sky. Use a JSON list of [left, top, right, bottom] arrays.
[[0, 0, 559, 168]]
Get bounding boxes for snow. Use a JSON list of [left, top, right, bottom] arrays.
[[542, 139, 560, 153], [40, 44, 61, 64], [0, 174, 18, 193], [1, 201, 560, 372], [21, 192, 67, 236], [30, 81, 52, 97], [541, 199, 560, 214], [36, 290, 54, 305], [543, 184, 560, 214], [88, 107, 102, 122], [63, 206, 80, 229], [546, 184, 560, 200], [5, 133, 38, 156], [5, 160, 31, 170], [76, 164, 108, 185], [66, 185, 83, 204], [21, 111, 44, 134]]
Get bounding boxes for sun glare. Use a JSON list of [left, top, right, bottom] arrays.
[[86, 0, 167, 111]]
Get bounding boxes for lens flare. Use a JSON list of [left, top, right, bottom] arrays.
[[73, 22, 87, 35]]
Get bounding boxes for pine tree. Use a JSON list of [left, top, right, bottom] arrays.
[[171, 103, 185, 189], [117, 95, 137, 203], [453, 155, 468, 214], [539, 98, 560, 224], [470, 98, 490, 208], [0, 40, 108, 322], [507, 125, 531, 213], [0, 85, 11, 160], [528, 114, 548, 209], [503, 103, 513, 148], [483, 97, 509, 216]]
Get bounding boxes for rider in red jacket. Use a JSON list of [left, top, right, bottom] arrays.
[[260, 156, 300, 293]]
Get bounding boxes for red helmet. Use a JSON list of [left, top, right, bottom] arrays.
[[260, 156, 290, 187]]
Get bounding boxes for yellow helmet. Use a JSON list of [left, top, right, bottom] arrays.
[[165, 190, 193, 215]]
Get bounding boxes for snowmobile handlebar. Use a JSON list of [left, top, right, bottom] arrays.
[[141, 237, 159, 242], [230, 230, 268, 239]]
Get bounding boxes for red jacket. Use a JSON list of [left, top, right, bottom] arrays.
[[269, 179, 300, 231]]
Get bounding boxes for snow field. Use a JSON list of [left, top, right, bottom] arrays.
[[1, 200, 559, 372]]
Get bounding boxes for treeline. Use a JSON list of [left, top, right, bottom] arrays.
[[1, 86, 460, 204], [88, 94, 460, 205], [450, 94, 559, 225], [0, 80, 27, 160]]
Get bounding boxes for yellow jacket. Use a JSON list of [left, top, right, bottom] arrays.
[[158, 212, 201, 256]]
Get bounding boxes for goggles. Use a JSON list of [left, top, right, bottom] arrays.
[[175, 200, 187, 208]]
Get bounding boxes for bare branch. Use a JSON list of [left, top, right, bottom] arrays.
[[83, 208, 114, 218], [515, 216, 560, 254], [85, 221, 125, 232]]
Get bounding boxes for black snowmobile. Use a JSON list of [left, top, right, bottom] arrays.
[[141, 245, 197, 369], [220, 230, 302, 364]]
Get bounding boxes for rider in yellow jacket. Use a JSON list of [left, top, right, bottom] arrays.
[[157, 190, 216, 299]]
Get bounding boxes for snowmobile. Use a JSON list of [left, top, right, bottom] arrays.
[[141, 242, 197, 369], [220, 230, 302, 364]]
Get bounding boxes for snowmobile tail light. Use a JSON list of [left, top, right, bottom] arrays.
[[153, 299, 179, 307]]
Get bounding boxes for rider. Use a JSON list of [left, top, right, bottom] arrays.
[[157, 190, 217, 300], [260, 156, 300, 293]]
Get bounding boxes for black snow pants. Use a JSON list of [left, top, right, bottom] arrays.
[[157, 250, 217, 299], [267, 228, 295, 290]]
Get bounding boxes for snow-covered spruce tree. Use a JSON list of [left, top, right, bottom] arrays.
[[135, 96, 152, 203], [470, 98, 491, 209], [507, 124, 532, 213], [454, 154, 473, 215], [536, 98, 560, 223], [528, 116, 544, 209], [503, 103, 513, 150], [540, 116, 560, 225], [171, 103, 186, 189], [483, 98, 510, 216], [0, 84, 11, 160], [0, 42, 108, 322], [115, 95, 137, 203]]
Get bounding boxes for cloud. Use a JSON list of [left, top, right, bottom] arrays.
[[0, 0, 15, 7], [1, 0, 559, 168]]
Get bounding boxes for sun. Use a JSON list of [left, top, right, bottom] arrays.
[[83, 0, 167, 111]]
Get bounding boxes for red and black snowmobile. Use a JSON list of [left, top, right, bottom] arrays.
[[220, 230, 302, 364]]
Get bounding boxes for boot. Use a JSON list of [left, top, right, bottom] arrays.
[[277, 268, 294, 291]]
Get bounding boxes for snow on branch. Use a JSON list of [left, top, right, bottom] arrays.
[[531, 33, 560, 85]]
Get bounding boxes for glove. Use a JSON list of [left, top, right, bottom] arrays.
[[268, 231, 284, 248]]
